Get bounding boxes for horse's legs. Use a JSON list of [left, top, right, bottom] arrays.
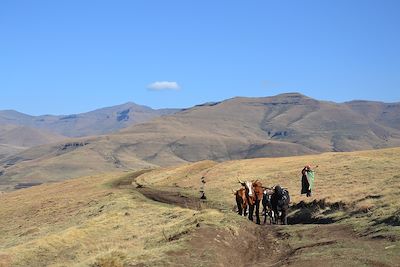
[[269, 210, 274, 225], [236, 197, 243, 216], [263, 208, 267, 224], [248, 205, 254, 221], [282, 209, 288, 225], [243, 204, 248, 216], [262, 202, 267, 224], [273, 209, 279, 224], [255, 200, 261, 225]]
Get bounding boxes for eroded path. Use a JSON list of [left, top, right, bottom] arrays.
[[138, 188, 291, 267], [113, 172, 290, 266], [116, 172, 399, 267], [137, 187, 203, 210]]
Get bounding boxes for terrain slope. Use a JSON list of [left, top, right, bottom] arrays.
[[1, 93, 400, 189], [1, 148, 399, 266], [0, 125, 67, 160], [0, 102, 179, 137], [0, 102, 178, 161]]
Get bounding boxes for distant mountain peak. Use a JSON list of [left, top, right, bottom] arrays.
[[0, 102, 181, 138], [274, 92, 308, 97]]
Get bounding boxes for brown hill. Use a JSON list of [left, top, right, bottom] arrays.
[[0, 144, 25, 160], [0, 102, 180, 137], [0, 125, 66, 147], [0, 102, 179, 161], [1, 93, 400, 189], [0, 125, 67, 160]]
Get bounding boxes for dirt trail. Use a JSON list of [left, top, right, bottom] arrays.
[[137, 187, 203, 210], [112, 174, 290, 266], [118, 173, 397, 267], [136, 187, 297, 266]]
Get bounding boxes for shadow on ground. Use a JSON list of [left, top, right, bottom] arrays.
[[287, 199, 347, 225]]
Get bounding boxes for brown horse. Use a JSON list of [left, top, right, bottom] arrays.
[[233, 188, 248, 216], [238, 179, 264, 224]]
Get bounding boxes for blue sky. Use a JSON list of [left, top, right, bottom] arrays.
[[1, 0, 399, 115]]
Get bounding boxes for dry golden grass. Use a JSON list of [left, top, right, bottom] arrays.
[[1, 147, 400, 266], [138, 147, 399, 201], [137, 147, 400, 234], [135, 147, 400, 265], [0, 172, 238, 266]]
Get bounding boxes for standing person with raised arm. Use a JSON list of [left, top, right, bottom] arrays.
[[301, 165, 317, 197]]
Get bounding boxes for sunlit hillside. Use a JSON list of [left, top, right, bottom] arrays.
[[139, 147, 400, 220], [1, 148, 400, 266], [2, 94, 400, 192]]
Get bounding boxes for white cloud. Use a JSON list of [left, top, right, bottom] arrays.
[[147, 81, 181, 91]]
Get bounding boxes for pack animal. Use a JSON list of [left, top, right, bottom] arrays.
[[233, 188, 248, 216], [270, 185, 290, 225], [262, 188, 275, 224], [238, 179, 264, 224]]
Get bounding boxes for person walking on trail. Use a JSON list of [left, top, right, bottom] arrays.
[[301, 165, 316, 197]]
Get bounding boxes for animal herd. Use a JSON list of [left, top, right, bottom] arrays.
[[234, 179, 290, 225]]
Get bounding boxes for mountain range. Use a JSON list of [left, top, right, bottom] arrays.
[[0, 102, 179, 137], [0, 103, 179, 159], [1, 93, 400, 190]]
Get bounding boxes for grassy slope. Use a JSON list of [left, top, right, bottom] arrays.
[[0, 125, 68, 161], [4, 94, 400, 193], [138, 147, 400, 220], [136, 147, 400, 265], [0, 172, 240, 267], [1, 147, 400, 266]]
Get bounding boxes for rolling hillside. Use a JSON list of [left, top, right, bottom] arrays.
[[0, 144, 25, 161], [0, 102, 179, 137], [0, 125, 66, 148], [1, 148, 399, 266], [0, 102, 179, 163], [1, 93, 400, 190], [0, 125, 67, 160]]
